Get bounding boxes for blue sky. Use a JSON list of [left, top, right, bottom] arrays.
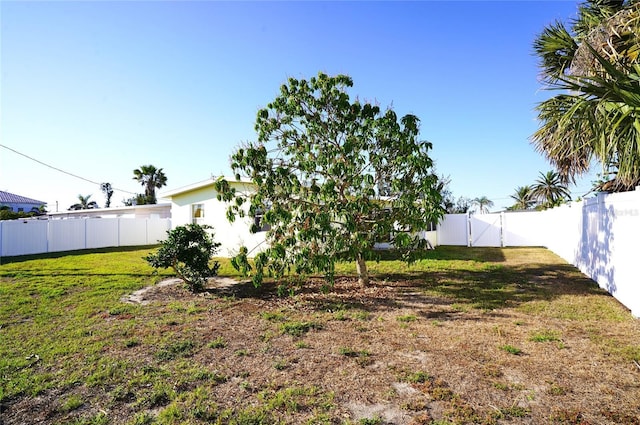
[[1, 0, 593, 212]]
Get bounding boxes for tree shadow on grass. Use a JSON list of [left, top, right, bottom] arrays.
[[0, 245, 159, 265], [219, 260, 613, 321], [373, 246, 507, 263]]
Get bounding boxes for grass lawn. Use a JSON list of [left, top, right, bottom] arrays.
[[1, 246, 639, 424]]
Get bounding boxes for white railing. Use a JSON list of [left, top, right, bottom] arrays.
[[0, 218, 171, 257], [437, 189, 640, 317]]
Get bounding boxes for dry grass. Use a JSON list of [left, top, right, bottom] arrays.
[[1, 246, 639, 424]]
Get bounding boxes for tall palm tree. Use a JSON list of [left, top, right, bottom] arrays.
[[509, 185, 536, 211], [133, 165, 167, 204], [100, 182, 113, 208], [532, 0, 640, 191], [532, 171, 571, 208], [472, 196, 494, 214]]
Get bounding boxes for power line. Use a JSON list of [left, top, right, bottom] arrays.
[[0, 143, 137, 195]]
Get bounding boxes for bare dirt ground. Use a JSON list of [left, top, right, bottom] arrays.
[[122, 271, 639, 424]]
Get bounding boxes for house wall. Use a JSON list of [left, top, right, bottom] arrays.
[[3, 202, 42, 213], [168, 183, 266, 257]]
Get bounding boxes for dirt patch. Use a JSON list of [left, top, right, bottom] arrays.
[[120, 277, 241, 305]]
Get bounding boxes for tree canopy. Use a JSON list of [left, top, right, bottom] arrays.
[[216, 72, 444, 288], [532, 0, 640, 191]]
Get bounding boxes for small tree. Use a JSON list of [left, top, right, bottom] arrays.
[[145, 224, 221, 293], [216, 72, 444, 288]]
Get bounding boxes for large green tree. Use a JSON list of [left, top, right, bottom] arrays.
[[216, 72, 444, 288], [532, 0, 640, 191], [132, 165, 168, 204]]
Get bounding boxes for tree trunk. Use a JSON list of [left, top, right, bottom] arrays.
[[356, 254, 369, 287]]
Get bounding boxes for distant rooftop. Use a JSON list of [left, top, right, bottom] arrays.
[[0, 190, 46, 205]]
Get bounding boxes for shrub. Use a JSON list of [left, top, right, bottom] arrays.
[[145, 224, 221, 292]]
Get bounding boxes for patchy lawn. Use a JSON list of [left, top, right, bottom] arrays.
[[1, 246, 639, 424]]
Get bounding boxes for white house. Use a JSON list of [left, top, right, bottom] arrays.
[[160, 177, 267, 257], [0, 190, 46, 213]]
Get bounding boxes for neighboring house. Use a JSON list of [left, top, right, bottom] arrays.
[[48, 203, 171, 220], [0, 190, 46, 213], [161, 177, 267, 257]]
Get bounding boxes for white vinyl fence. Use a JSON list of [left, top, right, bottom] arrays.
[[438, 189, 640, 317], [0, 218, 171, 257]]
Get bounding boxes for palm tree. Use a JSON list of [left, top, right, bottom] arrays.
[[532, 171, 571, 208], [509, 185, 536, 211], [132, 165, 168, 204], [472, 196, 494, 214], [69, 194, 98, 210], [100, 182, 113, 208], [531, 0, 640, 191]]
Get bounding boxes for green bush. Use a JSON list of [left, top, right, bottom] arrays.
[[145, 224, 221, 292]]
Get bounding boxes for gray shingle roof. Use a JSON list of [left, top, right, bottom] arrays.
[[0, 190, 46, 205]]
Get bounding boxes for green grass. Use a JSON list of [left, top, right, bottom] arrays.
[[280, 320, 323, 337], [499, 344, 523, 355], [1, 245, 636, 424], [529, 329, 562, 343]]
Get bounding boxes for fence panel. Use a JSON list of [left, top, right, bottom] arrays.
[[437, 214, 469, 245], [119, 219, 149, 246], [603, 191, 640, 316], [470, 214, 502, 247], [146, 219, 171, 245], [502, 211, 546, 246], [1, 220, 48, 256], [86, 218, 119, 249], [48, 219, 86, 252], [543, 203, 582, 265]]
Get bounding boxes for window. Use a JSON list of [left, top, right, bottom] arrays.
[[252, 209, 270, 232], [425, 221, 437, 232], [191, 204, 204, 224]]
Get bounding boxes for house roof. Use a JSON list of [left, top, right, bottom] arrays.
[[0, 190, 46, 205], [161, 176, 255, 199]]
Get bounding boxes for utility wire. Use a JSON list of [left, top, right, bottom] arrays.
[[0, 143, 137, 195]]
